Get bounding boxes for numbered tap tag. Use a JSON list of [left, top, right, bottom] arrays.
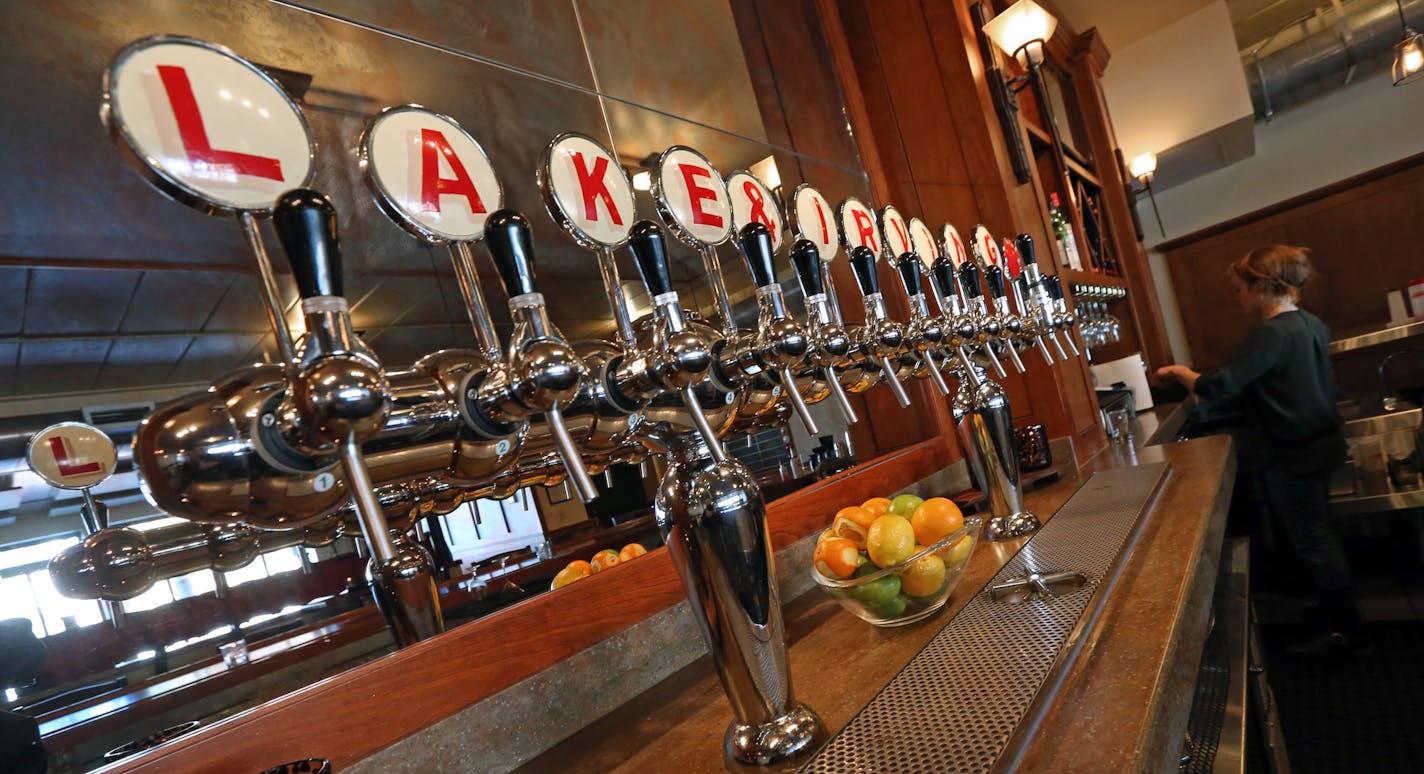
[[972, 225, 1002, 267], [726, 170, 784, 251], [650, 145, 732, 247], [909, 217, 939, 270], [1001, 238, 1023, 278], [360, 104, 503, 244], [879, 205, 911, 261], [941, 223, 970, 267], [789, 184, 839, 262], [102, 36, 315, 215], [838, 196, 879, 253], [27, 423, 118, 490], [540, 132, 636, 249]]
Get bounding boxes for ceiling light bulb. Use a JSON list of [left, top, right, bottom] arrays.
[[1394, 30, 1424, 85]]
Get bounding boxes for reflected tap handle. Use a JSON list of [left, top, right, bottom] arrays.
[[790, 239, 823, 299], [849, 245, 880, 297], [738, 222, 778, 289], [896, 252, 924, 297], [1044, 274, 1064, 302], [484, 209, 538, 298], [958, 262, 983, 299], [273, 189, 343, 298], [629, 220, 673, 298], [983, 264, 1007, 299]]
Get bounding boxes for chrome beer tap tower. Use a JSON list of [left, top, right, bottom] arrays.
[[46, 32, 1089, 767]]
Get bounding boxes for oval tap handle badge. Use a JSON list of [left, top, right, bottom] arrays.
[[650, 145, 733, 248], [360, 104, 503, 244], [837, 196, 879, 255], [909, 217, 939, 270], [726, 170, 785, 253], [540, 132, 636, 250], [27, 422, 118, 490], [972, 224, 1002, 268], [102, 35, 315, 215], [878, 205, 911, 262], [940, 223, 970, 267], [789, 184, 840, 263]]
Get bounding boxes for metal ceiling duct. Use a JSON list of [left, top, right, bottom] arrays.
[[1246, 0, 1422, 119]]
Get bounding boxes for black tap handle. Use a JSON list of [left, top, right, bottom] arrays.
[[273, 189, 343, 299], [738, 222, 777, 289], [1014, 233, 1037, 267], [984, 264, 1006, 299], [790, 239, 823, 299], [628, 220, 672, 298], [896, 252, 924, 296], [484, 209, 538, 298], [958, 261, 983, 299], [1044, 274, 1065, 301], [849, 245, 880, 296], [930, 258, 959, 303]]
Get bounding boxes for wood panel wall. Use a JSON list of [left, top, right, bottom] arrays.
[[1158, 153, 1424, 368]]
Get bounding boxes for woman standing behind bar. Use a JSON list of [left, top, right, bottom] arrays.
[[1156, 245, 1359, 654]]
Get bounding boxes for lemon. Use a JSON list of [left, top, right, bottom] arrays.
[[898, 553, 947, 597], [550, 560, 592, 590], [937, 534, 974, 568], [866, 514, 916, 568]]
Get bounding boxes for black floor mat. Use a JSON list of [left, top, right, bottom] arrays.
[[1259, 620, 1424, 772]]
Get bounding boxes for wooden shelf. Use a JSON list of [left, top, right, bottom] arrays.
[[1059, 268, 1127, 288], [1064, 155, 1101, 188]]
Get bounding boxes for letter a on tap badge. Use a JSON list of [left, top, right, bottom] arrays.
[[102, 36, 315, 214], [541, 133, 636, 249], [361, 105, 503, 243], [650, 146, 733, 248]]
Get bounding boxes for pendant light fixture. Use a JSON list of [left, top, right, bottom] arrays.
[[1393, 0, 1424, 85]]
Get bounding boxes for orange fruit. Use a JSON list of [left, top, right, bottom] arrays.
[[866, 514, 916, 568], [837, 505, 877, 530], [551, 560, 592, 589], [619, 543, 648, 562], [813, 537, 861, 579], [860, 497, 892, 517], [830, 514, 870, 548], [590, 549, 621, 573], [910, 498, 964, 546]]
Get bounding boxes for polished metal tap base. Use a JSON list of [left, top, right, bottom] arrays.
[[725, 701, 824, 766], [983, 509, 1041, 541], [367, 535, 444, 647]]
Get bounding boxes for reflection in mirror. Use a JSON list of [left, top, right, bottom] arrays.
[[0, 0, 884, 770]]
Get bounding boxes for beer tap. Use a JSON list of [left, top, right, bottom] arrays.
[[1043, 274, 1082, 356], [955, 259, 1011, 378], [269, 189, 442, 647], [926, 256, 984, 380], [615, 220, 729, 462], [847, 245, 913, 407], [1011, 233, 1072, 362], [789, 239, 857, 424], [726, 222, 820, 435], [894, 251, 953, 396], [971, 231, 1029, 374], [474, 210, 601, 503]]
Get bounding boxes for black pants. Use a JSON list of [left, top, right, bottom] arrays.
[[1261, 465, 1354, 603]]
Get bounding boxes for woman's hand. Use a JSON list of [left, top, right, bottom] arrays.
[[1154, 364, 1201, 391]]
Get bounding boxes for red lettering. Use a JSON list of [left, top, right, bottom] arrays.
[[47, 437, 101, 477], [813, 197, 830, 244], [419, 128, 487, 215], [570, 151, 623, 226], [742, 181, 775, 231], [890, 217, 909, 255], [852, 209, 878, 251], [677, 164, 723, 228], [156, 65, 283, 181], [950, 234, 967, 264]]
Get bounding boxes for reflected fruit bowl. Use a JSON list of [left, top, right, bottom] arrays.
[[811, 515, 981, 627]]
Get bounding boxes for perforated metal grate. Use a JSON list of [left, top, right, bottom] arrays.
[[800, 462, 1170, 774]]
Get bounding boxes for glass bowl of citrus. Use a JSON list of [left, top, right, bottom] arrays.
[[811, 495, 980, 627]]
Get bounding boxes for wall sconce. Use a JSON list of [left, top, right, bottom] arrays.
[[1127, 152, 1164, 238], [973, 1, 1063, 187], [1392, 0, 1424, 85]]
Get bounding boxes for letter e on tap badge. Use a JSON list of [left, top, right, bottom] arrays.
[[540, 133, 636, 249], [102, 36, 314, 214], [651, 146, 733, 247], [361, 105, 503, 244]]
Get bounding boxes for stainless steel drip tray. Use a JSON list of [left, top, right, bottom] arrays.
[[800, 462, 1171, 774]]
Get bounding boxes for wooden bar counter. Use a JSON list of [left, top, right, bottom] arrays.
[[521, 431, 1235, 773]]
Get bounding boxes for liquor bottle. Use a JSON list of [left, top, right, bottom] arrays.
[[1048, 192, 1082, 271]]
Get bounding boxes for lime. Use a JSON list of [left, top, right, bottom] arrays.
[[866, 514, 916, 568], [867, 593, 908, 618], [849, 569, 901, 608], [888, 493, 925, 517], [897, 553, 946, 597]]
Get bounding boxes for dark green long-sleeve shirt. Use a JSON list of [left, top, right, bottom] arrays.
[[1193, 309, 1345, 474]]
